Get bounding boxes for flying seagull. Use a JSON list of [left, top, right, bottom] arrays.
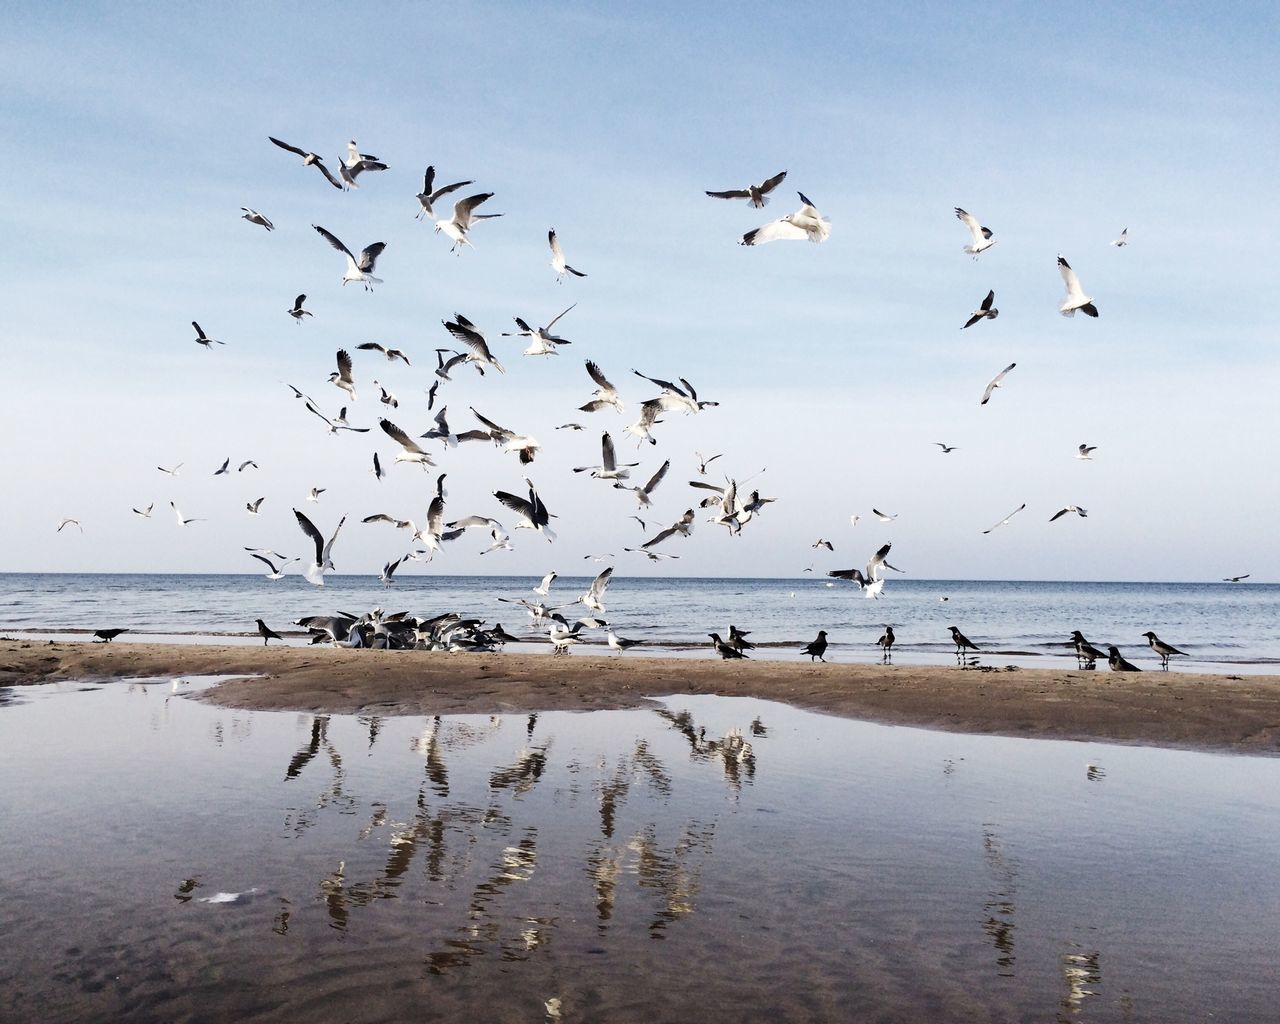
[[416, 166, 474, 220], [330, 349, 357, 400], [380, 418, 436, 468], [157, 463, 183, 476], [246, 497, 265, 515], [934, 443, 958, 453], [306, 487, 325, 502], [132, 503, 154, 518], [812, 539, 834, 551], [494, 478, 557, 541], [1223, 574, 1250, 583], [288, 294, 312, 323], [578, 566, 613, 614], [1057, 255, 1099, 317], [503, 303, 576, 356], [641, 509, 696, 549], [372, 380, 398, 408], [548, 229, 587, 279], [983, 503, 1026, 534], [1111, 228, 1129, 247], [872, 509, 897, 523], [249, 552, 296, 579], [980, 362, 1017, 405], [240, 207, 274, 231], [954, 207, 995, 257], [267, 136, 343, 189], [169, 502, 203, 526], [337, 140, 389, 189], [293, 507, 346, 586], [705, 169, 787, 207], [740, 192, 831, 245], [57, 518, 82, 533], [357, 341, 410, 365], [238, 460, 258, 472], [435, 192, 501, 252], [962, 290, 998, 329], [1049, 505, 1088, 522], [1076, 444, 1097, 460], [828, 541, 894, 597], [1142, 631, 1188, 670], [313, 226, 386, 290], [579, 360, 624, 413], [614, 459, 670, 507], [192, 322, 224, 349], [471, 407, 540, 464], [213, 458, 230, 476], [443, 314, 506, 375], [574, 432, 637, 480], [533, 571, 557, 597]]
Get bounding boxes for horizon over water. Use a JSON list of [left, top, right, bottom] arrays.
[[3, 572, 1277, 673]]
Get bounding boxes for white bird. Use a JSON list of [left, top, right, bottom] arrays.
[[1076, 444, 1097, 460], [306, 487, 325, 502], [288, 294, 312, 323], [443, 314, 506, 374], [329, 349, 357, 401], [641, 509, 696, 549], [1049, 505, 1088, 522], [293, 508, 346, 587], [614, 459, 670, 507], [1057, 255, 1099, 317], [132, 503, 154, 518], [632, 370, 719, 415], [705, 169, 787, 207], [192, 321, 224, 349], [435, 192, 501, 252], [578, 567, 613, 614], [962, 290, 998, 329], [625, 546, 680, 562], [249, 552, 296, 579], [548, 229, 587, 280], [380, 418, 436, 468], [379, 557, 404, 586], [169, 502, 204, 526], [372, 380, 398, 409], [1111, 228, 1129, 247], [471, 407, 540, 464], [267, 136, 343, 189], [494, 478, 556, 542], [574, 431, 637, 480], [240, 207, 274, 231], [157, 463, 183, 476], [828, 542, 894, 599], [502, 303, 576, 356], [338, 140, 388, 189], [303, 400, 369, 435], [980, 362, 1017, 405], [983, 503, 1026, 534], [872, 508, 897, 523], [312, 226, 386, 291], [479, 527, 513, 555], [548, 620, 583, 655], [532, 571, 558, 597], [356, 341, 410, 365], [416, 166, 473, 220], [695, 452, 723, 475], [740, 192, 831, 245], [607, 628, 645, 653], [57, 518, 82, 533], [246, 497, 265, 515], [954, 207, 995, 257], [579, 360, 624, 413]]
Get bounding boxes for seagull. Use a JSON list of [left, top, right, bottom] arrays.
[[980, 362, 1017, 405], [132, 503, 154, 518], [238, 460, 258, 472], [1108, 645, 1141, 672], [1057, 255, 1099, 317], [934, 443, 958, 453], [256, 619, 284, 646], [169, 502, 203, 526], [416, 166, 473, 220], [503, 303, 576, 356], [379, 557, 405, 586], [623, 400, 663, 446], [443, 314, 506, 374], [557, 422, 584, 431], [709, 633, 747, 659], [372, 380, 399, 409], [57, 518, 82, 533], [695, 452, 723, 475], [246, 497, 265, 515], [248, 552, 296, 579], [578, 566, 613, 613], [800, 630, 829, 662], [380, 418, 436, 468], [632, 370, 719, 415], [614, 460, 670, 507], [435, 192, 501, 251], [640, 509, 696, 549], [372, 452, 384, 482], [872, 509, 897, 523], [357, 342, 410, 365], [267, 137, 343, 189], [962, 290, 998, 329], [1049, 506, 1088, 522], [426, 381, 440, 412], [471, 407, 540, 463], [533, 571, 558, 597], [548, 229, 586, 279], [479, 527, 513, 554], [949, 625, 979, 658], [574, 432, 637, 480], [828, 542, 894, 597], [1111, 228, 1129, 247], [812, 539, 834, 551], [607, 628, 645, 653], [213, 458, 230, 476], [493, 478, 556, 541], [303, 400, 369, 435], [740, 192, 831, 245], [313, 226, 386, 291], [705, 169, 787, 207], [954, 207, 995, 257], [288, 294, 312, 323], [624, 547, 680, 562], [293, 508, 346, 586], [240, 208, 274, 231], [157, 463, 182, 477], [306, 487, 325, 502], [1223, 574, 1251, 583], [579, 360, 624, 413], [192, 322, 224, 349], [983, 503, 1026, 534], [93, 628, 128, 643], [876, 625, 895, 662], [1076, 444, 1097, 460], [432, 347, 473, 381], [1069, 630, 1105, 669], [548, 620, 583, 655], [1142, 631, 1188, 670], [337, 140, 389, 189], [329, 349, 357, 400]]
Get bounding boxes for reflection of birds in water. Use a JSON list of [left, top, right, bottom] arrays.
[[1086, 763, 1106, 781], [1061, 950, 1102, 1016], [981, 826, 1018, 975]]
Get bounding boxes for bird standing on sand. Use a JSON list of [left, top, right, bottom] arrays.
[[607, 629, 645, 653], [800, 630, 829, 662], [728, 624, 756, 654], [877, 625, 895, 662], [709, 633, 747, 659], [1108, 645, 1141, 672], [949, 625, 979, 660], [1142, 631, 1188, 670], [94, 628, 128, 643], [256, 619, 284, 646], [1070, 630, 1106, 669]]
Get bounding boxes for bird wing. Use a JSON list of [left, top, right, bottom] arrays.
[[642, 524, 678, 548], [357, 342, 386, 354], [312, 161, 344, 190], [268, 136, 307, 157], [601, 432, 617, 471], [313, 225, 355, 262], [866, 542, 892, 580], [643, 460, 670, 494], [494, 490, 535, 521], [250, 553, 280, 573], [980, 362, 1016, 404], [322, 515, 346, 563], [421, 166, 435, 194], [336, 348, 354, 383], [293, 508, 325, 563], [380, 418, 427, 455], [587, 567, 613, 600], [470, 406, 512, 440], [452, 192, 494, 228], [758, 170, 788, 194], [954, 207, 984, 245], [1058, 255, 1085, 297], [545, 303, 577, 331], [431, 178, 473, 202], [548, 229, 564, 260], [192, 321, 207, 340], [357, 242, 386, 272], [584, 359, 615, 392], [980, 289, 995, 311], [740, 215, 811, 246], [425, 495, 445, 536], [705, 188, 751, 200]]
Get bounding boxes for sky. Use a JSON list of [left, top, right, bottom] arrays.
[[3, 1, 1278, 582]]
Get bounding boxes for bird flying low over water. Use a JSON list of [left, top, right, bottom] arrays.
[[267, 136, 343, 189], [1049, 505, 1088, 522], [435, 193, 501, 251], [705, 169, 787, 207], [983, 503, 1026, 534], [416, 165, 473, 220], [1222, 574, 1250, 583], [954, 207, 995, 256], [1057, 255, 1099, 317], [494, 478, 556, 541], [962, 290, 998, 329], [192, 322, 224, 349], [240, 207, 273, 230], [549, 229, 587, 279], [249, 552, 296, 579], [293, 508, 346, 586], [288, 294, 312, 323], [980, 362, 1017, 405], [828, 542, 894, 598], [578, 566, 613, 613], [740, 192, 831, 245], [313, 226, 386, 290]]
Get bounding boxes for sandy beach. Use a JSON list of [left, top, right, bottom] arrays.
[[4, 637, 1279, 755]]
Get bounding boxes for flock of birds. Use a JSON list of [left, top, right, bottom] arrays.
[[60, 140, 1248, 667]]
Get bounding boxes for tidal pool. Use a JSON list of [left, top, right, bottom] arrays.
[[1, 677, 1277, 1022]]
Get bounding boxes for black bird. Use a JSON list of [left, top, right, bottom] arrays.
[[93, 628, 128, 643], [1070, 630, 1106, 669], [709, 633, 747, 659], [800, 630, 828, 662], [949, 625, 979, 659], [1142, 631, 1188, 670], [876, 625, 896, 662], [728, 624, 756, 653], [256, 619, 284, 646], [1108, 645, 1141, 672]]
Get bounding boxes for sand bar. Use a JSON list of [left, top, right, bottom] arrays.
[[3, 637, 1279, 755]]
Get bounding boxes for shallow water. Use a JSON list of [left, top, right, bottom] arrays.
[[2, 679, 1279, 1022]]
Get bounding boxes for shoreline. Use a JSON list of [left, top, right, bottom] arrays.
[[3, 637, 1280, 756]]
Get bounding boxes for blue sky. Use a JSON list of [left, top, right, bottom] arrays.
[[4, 2, 1278, 581]]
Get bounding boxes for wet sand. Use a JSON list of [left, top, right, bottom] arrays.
[[3, 637, 1279, 755]]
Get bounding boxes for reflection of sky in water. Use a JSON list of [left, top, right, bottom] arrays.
[[2, 678, 1279, 1022]]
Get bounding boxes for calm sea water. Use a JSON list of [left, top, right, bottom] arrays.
[[1, 573, 1277, 671], [2, 680, 1278, 1022]]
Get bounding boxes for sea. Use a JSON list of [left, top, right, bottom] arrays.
[[2, 573, 1276, 673]]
